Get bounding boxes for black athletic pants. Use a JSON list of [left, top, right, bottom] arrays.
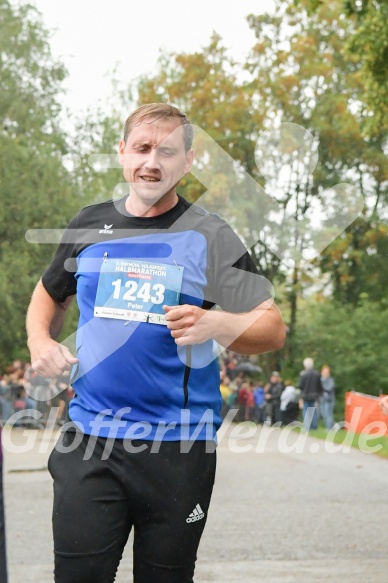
[[48, 429, 216, 583]]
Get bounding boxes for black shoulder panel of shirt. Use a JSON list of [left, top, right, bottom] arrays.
[[49, 194, 257, 269]]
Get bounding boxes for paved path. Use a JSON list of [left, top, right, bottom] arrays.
[[2, 422, 388, 582]]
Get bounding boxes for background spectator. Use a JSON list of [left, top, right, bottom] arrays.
[[319, 365, 335, 430], [280, 380, 300, 426], [298, 358, 323, 431], [0, 377, 14, 423], [264, 371, 284, 425], [253, 380, 266, 424], [237, 381, 255, 421], [220, 373, 232, 419]]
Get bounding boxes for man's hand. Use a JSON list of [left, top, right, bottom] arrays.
[[164, 304, 213, 346], [379, 395, 388, 416], [164, 300, 285, 354], [29, 338, 78, 380], [26, 281, 77, 380]]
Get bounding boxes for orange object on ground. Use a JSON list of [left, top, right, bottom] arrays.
[[345, 391, 388, 436]]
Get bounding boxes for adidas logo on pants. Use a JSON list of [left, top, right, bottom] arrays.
[[186, 504, 205, 523]]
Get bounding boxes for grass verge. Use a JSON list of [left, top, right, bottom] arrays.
[[306, 426, 388, 459]]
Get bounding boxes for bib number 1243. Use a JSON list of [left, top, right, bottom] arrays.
[[111, 279, 165, 305]]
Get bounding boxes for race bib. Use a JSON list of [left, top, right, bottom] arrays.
[[94, 258, 184, 325]]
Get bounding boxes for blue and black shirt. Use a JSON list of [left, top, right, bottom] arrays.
[[42, 195, 272, 440]]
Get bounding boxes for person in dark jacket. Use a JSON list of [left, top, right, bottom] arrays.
[[265, 371, 284, 425], [319, 365, 335, 429], [298, 358, 323, 430]]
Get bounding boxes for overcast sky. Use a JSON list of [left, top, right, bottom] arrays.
[[32, 0, 275, 115]]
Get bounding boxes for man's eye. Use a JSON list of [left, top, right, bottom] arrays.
[[133, 145, 150, 153]]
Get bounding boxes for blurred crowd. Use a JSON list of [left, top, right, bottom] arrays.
[[220, 367, 300, 426], [220, 352, 336, 430], [0, 359, 72, 426]]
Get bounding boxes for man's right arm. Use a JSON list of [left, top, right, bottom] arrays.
[[26, 280, 78, 378]]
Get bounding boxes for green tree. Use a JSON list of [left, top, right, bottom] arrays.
[[0, 0, 76, 366], [346, 0, 388, 133], [246, 0, 388, 361], [304, 0, 388, 135], [295, 295, 388, 409], [317, 216, 388, 305]]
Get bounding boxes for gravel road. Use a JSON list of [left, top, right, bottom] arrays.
[[2, 421, 388, 583]]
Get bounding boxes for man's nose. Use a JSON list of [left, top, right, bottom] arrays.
[[144, 148, 161, 169]]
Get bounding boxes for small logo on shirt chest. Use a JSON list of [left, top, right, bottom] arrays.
[[99, 224, 113, 234]]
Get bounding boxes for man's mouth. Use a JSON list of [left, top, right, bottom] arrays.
[[140, 175, 161, 182]]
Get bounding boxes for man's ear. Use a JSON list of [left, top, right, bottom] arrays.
[[184, 149, 194, 174], [118, 140, 125, 166]]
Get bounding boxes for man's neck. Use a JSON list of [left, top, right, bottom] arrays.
[[125, 191, 179, 218]]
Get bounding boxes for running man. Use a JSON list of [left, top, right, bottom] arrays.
[[26, 103, 285, 583]]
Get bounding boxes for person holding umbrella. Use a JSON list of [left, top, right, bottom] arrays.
[[234, 361, 263, 375]]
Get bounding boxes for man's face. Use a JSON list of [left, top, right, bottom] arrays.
[[118, 117, 193, 209]]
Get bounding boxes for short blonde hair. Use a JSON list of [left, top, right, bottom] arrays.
[[303, 357, 314, 370], [123, 103, 193, 151]]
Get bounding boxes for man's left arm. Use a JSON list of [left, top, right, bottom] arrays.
[[164, 300, 286, 355]]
